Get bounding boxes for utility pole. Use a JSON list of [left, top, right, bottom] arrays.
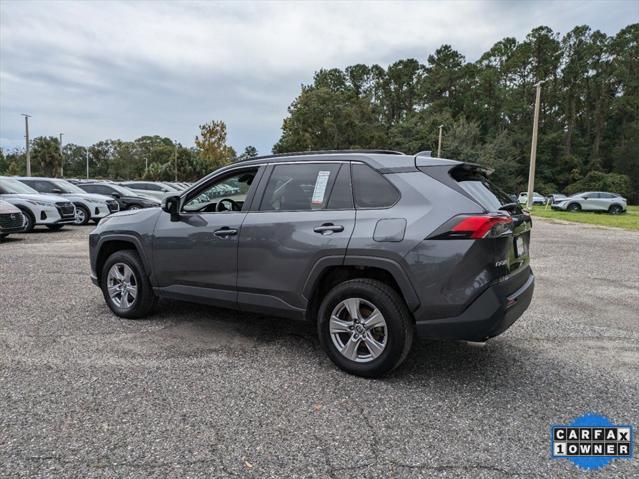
[[21, 114, 31, 176], [526, 80, 545, 210], [437, 125, 444, 158], [174, 141, 178, 182], [59, 133, 64, 177], [86, 147, 90, 179]]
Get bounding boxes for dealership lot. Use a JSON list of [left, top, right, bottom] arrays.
[[1, 221, 637, 478]]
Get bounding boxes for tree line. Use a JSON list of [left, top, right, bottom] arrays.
[[1, 24, 637, 201], [274, 24, 638, 201], [0, 121, 258, 182]]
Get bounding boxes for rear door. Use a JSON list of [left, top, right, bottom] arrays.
[[237, 162, 355, 316]]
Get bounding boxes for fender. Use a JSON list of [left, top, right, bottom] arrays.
[[302, 254, 421, 312], [95, 233, 153, 283]]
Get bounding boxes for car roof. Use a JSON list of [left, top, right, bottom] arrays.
[[229, 150, 461, 171]]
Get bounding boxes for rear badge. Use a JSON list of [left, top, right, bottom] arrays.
[[551, 413, 633, 470]]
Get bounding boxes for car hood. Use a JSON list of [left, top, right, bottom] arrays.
[[0, 193, 70, 204], [60, 193, 112, 203], [0, 200, 22, 214]]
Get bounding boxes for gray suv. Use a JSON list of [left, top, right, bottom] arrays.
[[89, 150, 534, 377]]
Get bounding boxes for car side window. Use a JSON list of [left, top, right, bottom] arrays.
[[351, 163, 399, 208], [93, 185, 111, 195], [32, 180, 56, 193], [183, 169, 257, 213], [259, 163, 340, 211]]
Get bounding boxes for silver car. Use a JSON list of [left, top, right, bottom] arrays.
[[552, 192, 627, 214]]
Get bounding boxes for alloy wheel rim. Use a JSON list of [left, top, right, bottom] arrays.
[[330, 297, 387, 363], [75, 209, 86, 224], [107, 263, 138, 309]]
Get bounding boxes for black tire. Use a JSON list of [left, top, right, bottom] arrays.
[[46, 224, 64, 231], [100, 250, 156, 319], [17, 207, 35, 232], [608, 204, 623, 215], [317, 279, 414, 378], [127, 204, 142, 211], [0, 233, 7, 240], [74, 205, 91, 225], [567, 203, 581, 212]]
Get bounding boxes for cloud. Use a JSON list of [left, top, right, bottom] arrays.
[[0, 0, 636, 155]]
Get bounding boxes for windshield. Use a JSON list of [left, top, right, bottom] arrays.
[[52, 179, 87, 194], [0, 178, 40, 194], [110, 184, 139, 196]]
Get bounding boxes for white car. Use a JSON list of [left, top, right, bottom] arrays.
[[119, 181, 181, 201], [0, 177, 77, 232], [517, 192, 546, 206], [0, 199, 26, 239], [16, 177, 119, 225], [551, 192, 628, 214]]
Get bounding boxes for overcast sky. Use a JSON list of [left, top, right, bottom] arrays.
[[0, 0, 636, 155]]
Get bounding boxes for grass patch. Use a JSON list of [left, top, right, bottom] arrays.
[[530, 205, 639, 231]]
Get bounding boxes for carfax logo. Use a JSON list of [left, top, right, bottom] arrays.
[[551, 413, 633, 470]]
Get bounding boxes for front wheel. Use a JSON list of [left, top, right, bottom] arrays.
[[100, 250, 156, 319], [127, 204, 142, 211], [567, 203, 581, 212], [74, 205, 91, 225], [317, 279, 414, 378]]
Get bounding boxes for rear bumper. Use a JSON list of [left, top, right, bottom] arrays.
[[415, 271, 534, 341]]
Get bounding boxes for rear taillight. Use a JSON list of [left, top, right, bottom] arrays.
[[429, 214, 513, 240]]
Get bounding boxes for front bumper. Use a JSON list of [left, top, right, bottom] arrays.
[[90, 205, 112, 219], [415, 272, 534, 341]]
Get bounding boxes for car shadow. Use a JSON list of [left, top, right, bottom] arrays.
[[148, 298, 540, 384]]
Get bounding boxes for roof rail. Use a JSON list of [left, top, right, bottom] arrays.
[[237, 149, 405, 162]]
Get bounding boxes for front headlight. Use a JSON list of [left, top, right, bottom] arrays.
[[26, 199, 55, 207]]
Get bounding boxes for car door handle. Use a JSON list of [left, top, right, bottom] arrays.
[[313, 223, 344, 234], [213, 227, 238, 238]]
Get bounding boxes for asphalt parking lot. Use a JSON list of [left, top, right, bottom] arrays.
[[1, 220, 638, 478]]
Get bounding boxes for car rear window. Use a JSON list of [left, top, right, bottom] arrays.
[[450, 166, 514, 211], [260, 163, 341, 211]]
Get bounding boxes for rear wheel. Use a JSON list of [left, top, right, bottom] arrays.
[[608, 204, 623, 215], [567, 203, 581, 212], [317, 279, 414, 378], [46, 224, 64, 231], [100, 250, 156, 318], [74, 205, 90, 225]]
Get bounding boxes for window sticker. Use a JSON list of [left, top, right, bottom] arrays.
[[311, 171, 331, 205]]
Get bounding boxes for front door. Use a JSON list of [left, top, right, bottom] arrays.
[[237, 162, 355, 316], [153, 167, 262, 308]]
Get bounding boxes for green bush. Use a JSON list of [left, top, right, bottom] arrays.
[[564, 171, 632, 199]]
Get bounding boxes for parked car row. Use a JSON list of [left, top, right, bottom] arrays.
[[0, 177, 197, 239], [516, 190, 627, 214]]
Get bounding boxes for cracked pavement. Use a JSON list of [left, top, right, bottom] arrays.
[[1, 220, 638, 478]]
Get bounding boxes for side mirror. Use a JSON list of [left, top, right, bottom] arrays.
[[52, 188, 63, 194], [111, 192, 121, 199], [162, 195, 181, 222]]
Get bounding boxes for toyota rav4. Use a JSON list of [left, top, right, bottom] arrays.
[[89, 150, 534, 377]]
